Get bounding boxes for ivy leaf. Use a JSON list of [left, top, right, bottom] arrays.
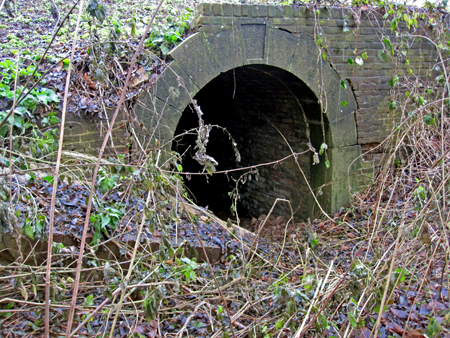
[[101, 214, 111, 228], [62, 59, 70, 70], [378, 50, 388, 62], [43, 176, 54, 184], [362, 52, 368, 59], [20, 95, 38, 112], [383, 38, 392, 50], [0, 125, 9, 137], [50, 115, 61, 125], [23, 222, 34, 239], [355, 57, 363, 66], [348, 312, 358, 329], [389, 75, 399, 87], [83, 294, 95, 307], [389, 101, 397, 110], [325, 160, 330, 168], [316, 36, 323, 45], [390, 18, 398, 31], [36, 88, 60, 104], [423, 114, 435, 125], [347, 58, 354, 65], [435, 75, 444, 83], [341, 80, 347, 89], [341, 100, 348, 107], [322, 52, 326, 60], [319, 143, 328, 155], [13, 115, 24, 129]]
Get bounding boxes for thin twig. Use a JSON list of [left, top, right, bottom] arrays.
[[44, 1, 85, 336]]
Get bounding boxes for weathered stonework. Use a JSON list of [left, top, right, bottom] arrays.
[[75, 3, 438, 219]]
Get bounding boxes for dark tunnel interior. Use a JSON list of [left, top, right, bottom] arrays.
[[172, 65, 325, 220]]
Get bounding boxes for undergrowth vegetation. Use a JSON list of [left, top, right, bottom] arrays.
[[0, 0, 449, 337]]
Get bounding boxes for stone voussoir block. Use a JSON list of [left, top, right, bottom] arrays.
[[297, 6, 311, 19], [250, 5, 260, 17], [268, 5, 284, 18], [196, 3, 211, 16], [222, 3, 232, 16], [212, 3, 223, 16], [283, 5, 293, 17], [241, 4, 251, 17]]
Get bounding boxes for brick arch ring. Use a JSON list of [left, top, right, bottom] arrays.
[[134, 21, 362, 214]]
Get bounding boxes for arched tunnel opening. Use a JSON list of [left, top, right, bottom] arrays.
[[172, 65, 326, 221]]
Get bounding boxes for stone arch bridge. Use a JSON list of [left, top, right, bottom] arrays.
[[128, 3, 438, 219]]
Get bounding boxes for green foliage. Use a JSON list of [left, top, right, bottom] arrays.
[[90, 205, 124, 245], [377, 49, 388, 62], [22, 214, 47, 240], [145, 8, 193, 56], [0, 58, 60, 139], [413, 183, 427, 210], [388, 75, 399, 87], [275, 319, 283, 330], [0, 302, 14, 317], [0, 59, 41, 82], [178, 257, 198, 283], [393, 268, 409, 283], [98, 173, 119, 194], [315, 313, 330, 334], [316, 34, 323, 46], [309, 233, 319, 249], [383, 4, 419, 31], [83, 294, 95, 307], [319, 143, 328, 156], [423, 114, 435, 126], [425, 317, 441, 338], [41, 112, 61, 126], [143, 287, 164, 322], [28, 128, 60, 157], [347, 298, 365, 329]]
